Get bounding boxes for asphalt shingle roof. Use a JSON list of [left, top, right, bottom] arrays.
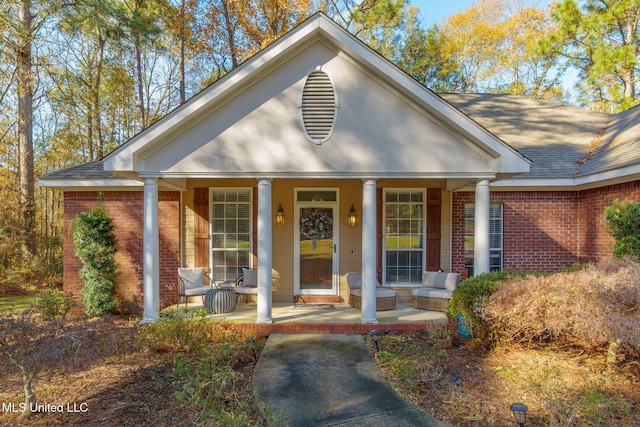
[[578, 104, 640, 177], [40, 94, 640, 184], [439, 93, 615, 179], [39, 160, 123, 180]]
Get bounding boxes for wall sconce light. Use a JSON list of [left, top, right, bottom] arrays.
[[348, 204, 358, 226], [275, 203, 285, 226], [510, 403, 528, 427]]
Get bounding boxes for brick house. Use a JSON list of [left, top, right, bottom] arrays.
[[39, 13, 640, 323]]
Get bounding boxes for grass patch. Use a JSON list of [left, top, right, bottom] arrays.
[[0, 295, 35, 312]]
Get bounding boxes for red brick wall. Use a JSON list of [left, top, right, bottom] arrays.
[[63, 191, 180, 314], [452, 180, 640, 275], [61, 179, 639, 308], [452, 191, 580, 275], [578, 181, 640, 262]]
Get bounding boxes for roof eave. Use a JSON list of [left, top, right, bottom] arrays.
[[491, 163, 640, 190], [37, 178, 142, 189]]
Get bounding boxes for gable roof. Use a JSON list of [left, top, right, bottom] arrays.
[[100, 12, 529, 180]]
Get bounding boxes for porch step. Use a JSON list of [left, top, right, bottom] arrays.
[[293, 295, 343, 304]]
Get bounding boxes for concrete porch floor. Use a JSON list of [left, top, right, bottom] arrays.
[[168, 300, 450, 336]]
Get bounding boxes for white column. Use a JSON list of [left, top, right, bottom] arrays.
[[256, 179, 273, 324], [141, 178, 159, 324], [474, 179, 491, 276], [361, 179, 378, 324]]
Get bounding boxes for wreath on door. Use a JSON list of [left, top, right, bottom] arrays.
[[300, 208, 333, 250]]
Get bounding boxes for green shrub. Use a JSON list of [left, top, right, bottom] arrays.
[[71, 206, 118, 317], [137, 312, 245, 354], [34, 287, 76, 322], [138, 313, 217, 353], [448, 270, 527, 340], [605, 200, 640, 260]]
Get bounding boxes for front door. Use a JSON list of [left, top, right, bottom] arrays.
[[294, 189, 339, 295]]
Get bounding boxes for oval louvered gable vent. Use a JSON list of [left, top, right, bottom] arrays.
[[300, 70, 337, 144]]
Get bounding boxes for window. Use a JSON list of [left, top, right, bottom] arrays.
[[211, 189, 252, 281], [384, 190, 425, 284], [464, 203, 503, 276]]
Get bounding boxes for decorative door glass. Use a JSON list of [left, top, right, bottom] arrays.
[[299, 207, 334, 290]]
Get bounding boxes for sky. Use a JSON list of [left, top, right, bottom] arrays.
[[406, 0, 580, 97], [409, 0, 555, 27]]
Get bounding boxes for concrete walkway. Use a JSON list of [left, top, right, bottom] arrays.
[[253, 334, 449, 426]]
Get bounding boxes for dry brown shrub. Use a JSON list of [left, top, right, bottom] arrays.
[[481, 258, 640, 355]]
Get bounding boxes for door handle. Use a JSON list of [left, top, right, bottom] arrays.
[[334, 244, 336, 253]]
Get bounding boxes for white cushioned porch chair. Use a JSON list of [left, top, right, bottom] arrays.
[[177, 267, 213, 307], [346, 272, 397, 311], [411, 271, 459, 312], [233, 267, 281, 303], [234, 267, 259, 303]]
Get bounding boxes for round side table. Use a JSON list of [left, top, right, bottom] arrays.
[[204, 287, 236, 314]]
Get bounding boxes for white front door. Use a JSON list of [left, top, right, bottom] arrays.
[[294, 189, 339, 295]]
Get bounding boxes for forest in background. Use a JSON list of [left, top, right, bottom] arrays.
[[1, 0, 639, 288]]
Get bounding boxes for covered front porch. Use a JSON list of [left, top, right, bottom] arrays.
[[101, 14, 529, 325], [167, 300, 448, 336], [140, 177, 495, 325]]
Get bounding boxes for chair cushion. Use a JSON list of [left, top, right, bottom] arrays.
[[183, 286, 210, 296], [235, 286, 258, 295], [412, 287, 452, 299], [375, 288, 396, 298], [346, 273, 362, 289], [178, 268, 205, 289], [422, 271, 458, 291], [242, 268, 258, 287], [346, 272, 384, 289], [350, 288, 396, 298]]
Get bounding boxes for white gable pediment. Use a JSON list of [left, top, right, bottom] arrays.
[[105, 13, 529, 180]]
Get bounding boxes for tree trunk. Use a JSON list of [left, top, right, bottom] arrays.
[[94, 36, 105, 158], [20, 371, 36, 419], [17, 0, 36, 257], [622, 67, 635, 100], [222, 0, 239, 69], [135, 39, 147, 129], [623, 21, 637, 100], [179, 0, 186, 105], [87, 108, 94, 160]]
